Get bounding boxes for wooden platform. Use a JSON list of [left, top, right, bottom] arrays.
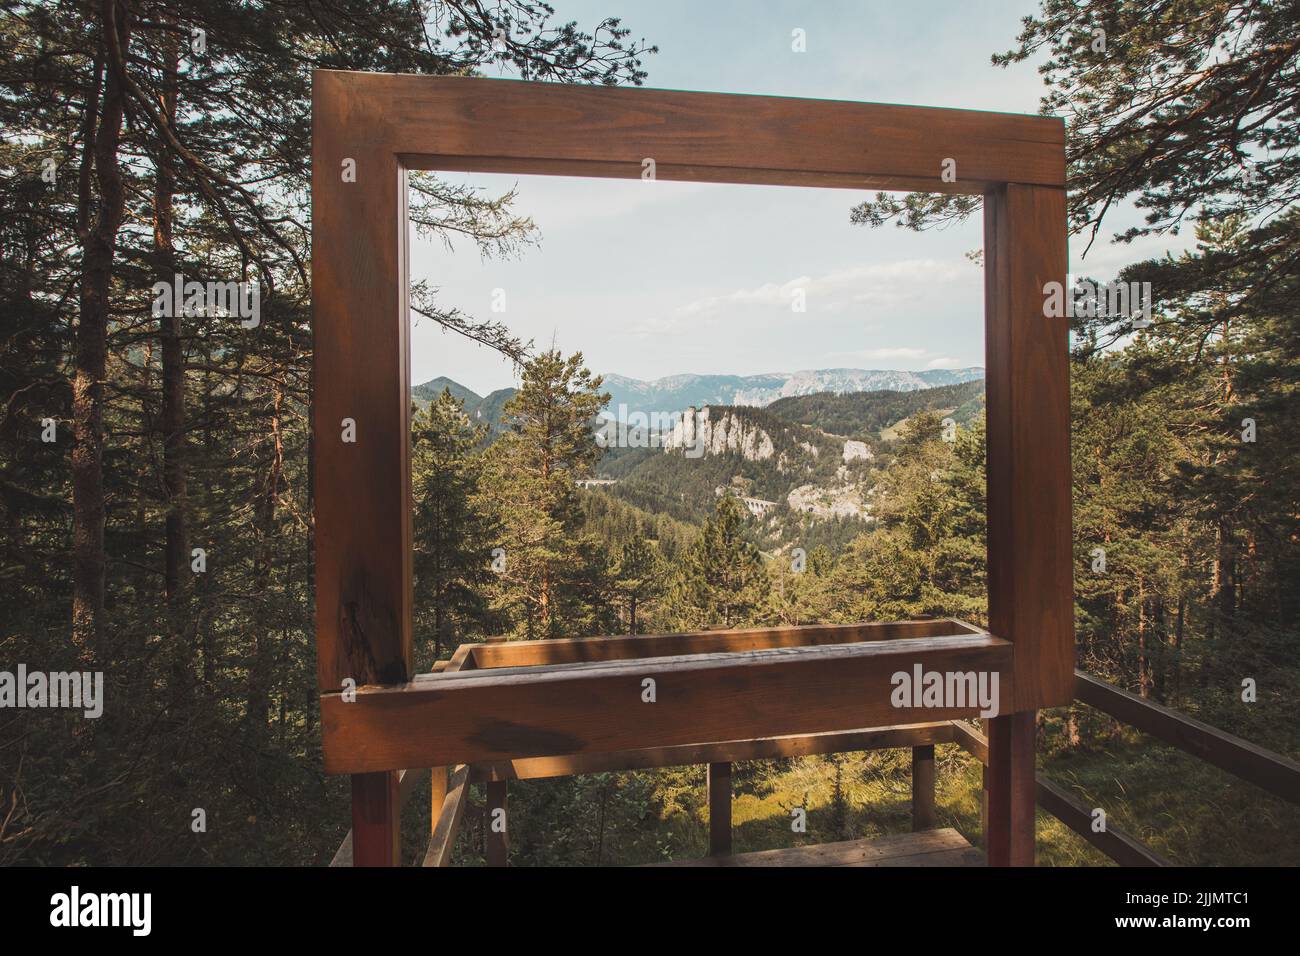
[[655, 828, 984, 867]]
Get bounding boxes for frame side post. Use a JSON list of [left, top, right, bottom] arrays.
[[983, 182, 1073, 711], [312, 74, 413, 692]]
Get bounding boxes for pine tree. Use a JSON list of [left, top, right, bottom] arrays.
[[612, 533, 666, 634], [412, 389, 498, 660], [680, 494, 763, 628], [483, 350, 611, 638]]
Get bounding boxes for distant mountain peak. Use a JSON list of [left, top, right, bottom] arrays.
[[599, 367, 984, 416], [412, 376, 482, 409]]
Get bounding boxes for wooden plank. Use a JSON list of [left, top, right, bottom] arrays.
[[985, 711, 1036, 866], [657, 828, 979, 867], [912, 745, 936, 831], [312, 75, 412, 691], [1075, 671, 1300, 803], [708, 762, 732, 857], [430, 765, 446, 834], [448, 643, 476, 672], [319, 71, 1065, 194], [469, 722, 956, 783], [983, 183, 1073, 712], [1035, 777, 1171, 867], [466, 618, 982, 669], [350, 771, 400, 867], [408, 154, 995, 196], [949, 720, 989, 764], [330, 767, 427, 867], [321, 634, 1013, 773], [485, 780, 508, 867], [422, 764, 469, 867]]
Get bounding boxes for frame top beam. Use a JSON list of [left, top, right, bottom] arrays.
[[315, 70, 1065, 194]]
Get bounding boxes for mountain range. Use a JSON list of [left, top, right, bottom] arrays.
[[412, 370, 987, 543], [599, 367, 984, 416], [413, 367, 985, 422]]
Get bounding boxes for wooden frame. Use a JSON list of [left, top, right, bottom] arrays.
[[311, 71, 1072, 865], [321, 620, 1011, 773]]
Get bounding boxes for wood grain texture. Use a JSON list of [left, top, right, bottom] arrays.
[[312, 73, 412, 691], [350, 770, 400, 867], [466, 618, 981, 669], [329, 766, 426, 867], [1075, 671, 1300, 803], [468, 721, 956, 782], [422, 764, 469, 867], [321, 71, 1064, 194], [984, 184, 1074, 711], [984, 711, 1037, 866], [322, 635, 1012, 773], [430, 765, 447, 836], [655, 828, 982, 867]]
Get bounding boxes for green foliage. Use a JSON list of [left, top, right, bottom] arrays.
[[479, 350, 614, 638], [412, 389, 499, 663], [766, 380, 985, 441], [671, 495, 764, 629]]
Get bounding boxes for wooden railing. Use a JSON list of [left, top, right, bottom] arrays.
[[947, 670, 1300, 866], [329, 666, 1300, 867]]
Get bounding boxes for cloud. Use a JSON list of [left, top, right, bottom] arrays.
[[857, 347, 927, 360], [925, 356, 963, 369], [672, 259, 971, 320]]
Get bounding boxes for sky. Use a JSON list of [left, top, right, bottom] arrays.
[[408, 0, 1194, 397]]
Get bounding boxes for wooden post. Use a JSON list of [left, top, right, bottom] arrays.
[[982, 182, 1073, 714], [312, 74, 413, 695], [485, 779, 508, 867], [911, 745, 936, 831], [430, 765, 447, 833], [351, 770, 401, 866], [985, 712, 1036, 866], [707, 761, 732, 856]]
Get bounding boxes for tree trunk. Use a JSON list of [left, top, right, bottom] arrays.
[[248, 383, 285, 730], [155, 29, 187, 605], [1137, 574, 1151, 699], [72, 2, 131, 658]]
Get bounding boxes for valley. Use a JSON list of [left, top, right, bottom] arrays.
[[414, 369, 986, 556]]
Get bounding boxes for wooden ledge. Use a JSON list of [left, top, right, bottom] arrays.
[[321, 632, 1012, 774]]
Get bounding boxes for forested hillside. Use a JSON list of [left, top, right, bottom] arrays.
[[766, 380, 985, 440]]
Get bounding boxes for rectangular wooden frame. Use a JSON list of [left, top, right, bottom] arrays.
[[311, 71, 1071, 864]]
